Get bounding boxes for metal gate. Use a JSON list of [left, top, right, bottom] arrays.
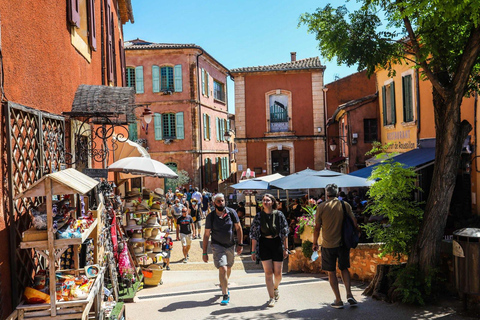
[[2, 101, 65, 310]]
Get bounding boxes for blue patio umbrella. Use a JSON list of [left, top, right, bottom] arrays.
[[270, 169, 372, 190]]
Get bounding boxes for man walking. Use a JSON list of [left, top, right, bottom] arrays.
[[202, 193, 243, 305], [312, 183, 359, 309], [177, 207, 195, 263]]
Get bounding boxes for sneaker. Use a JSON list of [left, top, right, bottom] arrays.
[[220, 294, 230, 305], [347, 297, 358, 307], [274, 288, 279, 301], [267, 298, 275, 307], [330, 301, 344, 309], [183, 258, 188, 263], [166, 266, 170, 270]]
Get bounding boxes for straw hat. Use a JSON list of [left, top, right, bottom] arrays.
[[154, 188, 164, 196], [126, 219, 142, 230], [149, 228, 164, 241], [145, 216, 161, 228], [143, 228, 153, 239]]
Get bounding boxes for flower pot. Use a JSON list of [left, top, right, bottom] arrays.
[[299, 225, 322, 244]]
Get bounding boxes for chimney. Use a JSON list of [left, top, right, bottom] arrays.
[[290, 52, 296, 62]]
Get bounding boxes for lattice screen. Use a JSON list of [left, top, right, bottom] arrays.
[[3, 101, 65, 308]]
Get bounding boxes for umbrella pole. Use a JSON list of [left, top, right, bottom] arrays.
[[277, 189, 279, 199], [286, 190, 289, 211]]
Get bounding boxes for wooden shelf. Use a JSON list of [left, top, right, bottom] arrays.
[[20, 218, 98, 250]]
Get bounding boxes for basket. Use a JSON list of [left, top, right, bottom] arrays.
[[142, 264, 163, 286]]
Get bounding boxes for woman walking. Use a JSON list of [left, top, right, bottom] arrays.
[[250, 193, 289, 307]]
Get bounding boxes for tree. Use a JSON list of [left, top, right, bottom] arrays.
[[165, 169, 190, 191], [300, 1, 480, 275]]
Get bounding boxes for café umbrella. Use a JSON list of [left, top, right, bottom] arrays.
[[108, 156, 178, 178], [270, 169, 373, 190]]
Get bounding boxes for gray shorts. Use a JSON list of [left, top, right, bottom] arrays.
[[211, 243, 235, 268]]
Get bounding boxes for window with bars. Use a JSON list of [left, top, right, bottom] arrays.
[[214, 80, 225, 102], [382, 82, 396, 126], [161, 66, 174, 91], [162, 113, 176, 138], [364, 119, 378, 143], [126, 67, 135, 89], [402, 75, 414, 122]]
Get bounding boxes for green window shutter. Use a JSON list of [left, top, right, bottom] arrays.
[[152, 66, 160, 93], [128, 123, 138, 141], [216, 117, 220, 141], [391, 81, 396, 125], [204, 158, 209, 184], [135, 66, 144, 94], [227, 157, 230, 177], [201, 68, 205, 96], [175, 112, 184, 139], [154, 113, 162, 140], [209, 158, 213, 182], [226, 118, 230, 132], [404, 75, 413, 122], [382, 85, 387, 126], [217, 157, 222, 180], [174, 64, 182, 92]]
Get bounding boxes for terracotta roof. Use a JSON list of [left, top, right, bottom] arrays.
[[230, 57, 325, 74], [124, 39, 229, 72]]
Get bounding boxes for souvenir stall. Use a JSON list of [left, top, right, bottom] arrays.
[[14, 169, 104, 320], [124, 190, 166, 287]]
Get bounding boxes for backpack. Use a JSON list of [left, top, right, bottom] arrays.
[[340, 200, 359, 249]]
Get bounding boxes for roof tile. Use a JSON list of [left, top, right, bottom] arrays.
[[230, 57, 325, 73]]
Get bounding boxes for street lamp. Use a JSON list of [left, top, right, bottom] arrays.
[[142, 106, 153, 124], [329, 136, 347, 152]]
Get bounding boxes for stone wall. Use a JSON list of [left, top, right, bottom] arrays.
[[288, 243, 407, 281]]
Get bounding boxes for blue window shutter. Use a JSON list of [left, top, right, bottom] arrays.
[[206, 72, 210, 97], [135, 66, 144, 93], [154, 113, 162, 140], [174, 64, 183, 92], [128, 123, 138, 141], [203, 114, 207, 140], [176, 112, 184, 139], [201, 69, 205, 96], [216, 117, 220, 141], [391, 81, 396, 125], [152, 66, 160, 93], [226, 157, 230, 177], [226, 118, 230, 132]]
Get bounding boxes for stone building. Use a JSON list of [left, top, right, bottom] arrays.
[[230, 53, 326, 180]]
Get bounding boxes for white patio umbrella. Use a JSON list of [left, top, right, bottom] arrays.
[[108, 156, 178, 178]]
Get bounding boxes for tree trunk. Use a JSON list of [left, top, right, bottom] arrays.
[[408, 85, 472, 274]]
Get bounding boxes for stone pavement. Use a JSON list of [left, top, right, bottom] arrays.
[[125, 221, 480, 320]]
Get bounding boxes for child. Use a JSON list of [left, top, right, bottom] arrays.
[[162, 229, 173, 270]]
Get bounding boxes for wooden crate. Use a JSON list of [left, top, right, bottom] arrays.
[[22, 227, 48, 241]]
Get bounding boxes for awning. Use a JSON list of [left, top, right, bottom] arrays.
[[69, 84, 136, 124], [15, 168, 99, 199], [349, 147, 435, 178]]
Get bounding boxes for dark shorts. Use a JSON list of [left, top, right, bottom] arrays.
[[259, 237, 284, 262], [321, 246, 350, 271]]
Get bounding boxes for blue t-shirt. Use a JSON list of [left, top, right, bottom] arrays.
[[205, 208, 239, 247]]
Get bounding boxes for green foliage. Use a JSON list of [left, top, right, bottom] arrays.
[[301, 240, 313, 259], [389, 264, 443, 305], [298, 1, 480, 94], [363, 145, 424, 260], [165, 170, 190, 191]]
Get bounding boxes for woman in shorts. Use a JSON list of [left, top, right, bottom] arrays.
[[249, 193, 289, 308]]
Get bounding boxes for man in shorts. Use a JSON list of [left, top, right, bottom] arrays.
[[177, 207, 195, 263], [202, 193, 243, 305], [312, 183, 360, 309]]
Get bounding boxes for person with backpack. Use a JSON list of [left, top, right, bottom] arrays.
[[202, 193, 243, 305], [249, 193, 289, 308], [312, 183, 360, 309]]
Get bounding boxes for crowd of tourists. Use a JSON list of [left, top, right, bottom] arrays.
[[148, 184, 361, 309]]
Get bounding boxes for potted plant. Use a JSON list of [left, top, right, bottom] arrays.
[[295, 200, 318, 242]]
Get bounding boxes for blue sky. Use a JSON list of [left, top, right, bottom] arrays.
[[123, 0, 363, 113]]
